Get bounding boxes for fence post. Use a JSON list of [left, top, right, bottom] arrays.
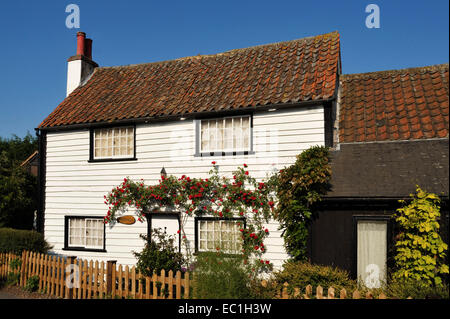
[[106, 260, 117, 298], [327, 287, 335, 299], [65, 256, 77, 299], [281, 282, 289, 299], [19, 250, 27, 286]]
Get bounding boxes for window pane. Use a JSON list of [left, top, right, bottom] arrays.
[[101, 147, 109, 158], [208, 120, 217, 151], [242, 117, 250, 149], [217, 120, 224, 150], [201, 121, 209, 151], [224, 118, 233, 150], [127, 133, 134, 155], [233, 118, 241, 150], [85, 219, 103, 248], [69, 218, 85, 246]]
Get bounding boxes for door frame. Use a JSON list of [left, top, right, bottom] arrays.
[[352, 215, 392, 282]]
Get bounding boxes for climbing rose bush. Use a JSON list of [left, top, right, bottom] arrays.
[[103, 162, 278, 273]]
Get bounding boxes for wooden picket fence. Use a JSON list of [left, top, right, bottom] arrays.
[[0, 251, 190, 299], [1, 251, 396, 300]]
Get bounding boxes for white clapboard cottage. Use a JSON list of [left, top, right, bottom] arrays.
[[36, 31, 340, 267]]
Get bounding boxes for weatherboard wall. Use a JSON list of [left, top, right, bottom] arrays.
[[43, 105, 325, 267]]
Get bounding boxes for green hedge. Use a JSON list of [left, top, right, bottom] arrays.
[[0, 228, 52, 254]]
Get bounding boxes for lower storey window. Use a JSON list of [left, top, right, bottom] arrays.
[[66, 217, 105, 250], [197, 218, 243, 253]]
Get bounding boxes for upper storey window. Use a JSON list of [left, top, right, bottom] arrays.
[[90, 126, 135, 162], [197, 115, 252, 156]]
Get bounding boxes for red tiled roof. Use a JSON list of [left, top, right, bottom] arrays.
[[339, 64, 449, 143], [39, 32, 341, 129]]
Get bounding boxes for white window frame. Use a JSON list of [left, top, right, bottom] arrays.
[[198, 115, 252, 154], [196, 218, 244, 254], [92, 126, 135, 160], [67, 217, 105, 250]]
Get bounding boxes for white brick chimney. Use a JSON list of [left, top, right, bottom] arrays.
[[66, 32, 98, 96]]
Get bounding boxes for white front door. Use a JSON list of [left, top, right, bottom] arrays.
[[150, 214, 180, 251]]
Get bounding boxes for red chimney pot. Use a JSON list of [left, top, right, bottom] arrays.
[[76, 32, 86, 56]]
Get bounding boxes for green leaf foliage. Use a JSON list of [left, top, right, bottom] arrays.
[[393, 187, 449, 287], [192, 251, 253, 299], [0, 133, 38, 229], [0, 228, 52, 254], [274, 146, 331, 261]]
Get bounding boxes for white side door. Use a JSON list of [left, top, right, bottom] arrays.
[[150, 214, 180, 251], [357, 219, 388, 288]]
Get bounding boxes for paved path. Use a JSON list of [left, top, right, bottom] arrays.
[[0, 289, 21, 299]]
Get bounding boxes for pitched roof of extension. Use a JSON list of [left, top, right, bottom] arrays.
[[339, 63, 449, 143], [327, 139, 449, 198], [38, 32, 341, 129]]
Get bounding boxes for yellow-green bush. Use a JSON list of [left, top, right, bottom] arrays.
[[271, 261, 357, 295], [393, 187, 449, 286]]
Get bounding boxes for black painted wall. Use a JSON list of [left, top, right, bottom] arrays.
[[309, 200, 449, 279]]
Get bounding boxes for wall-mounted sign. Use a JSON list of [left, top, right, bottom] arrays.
[[117, 215, 136, 225]]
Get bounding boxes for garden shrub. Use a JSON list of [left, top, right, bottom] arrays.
[[393, 187, 449, 287], [192, 251, 253, 299], [24, 275, 40, 293], [272, 261, 357, 295], [0, 228, 52, 254], [133, 227, 186, 276], [6, 272, 20, 286], [6, 257, 22, 286], [384, 278, 449, 299]]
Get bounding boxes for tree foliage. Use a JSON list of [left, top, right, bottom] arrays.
[[393, 186, 449, 286], [274, 146, 331, 261], [0, 133, 38, 229]]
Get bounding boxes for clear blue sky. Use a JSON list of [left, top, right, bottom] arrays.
[[0, 0, 448, 138]]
